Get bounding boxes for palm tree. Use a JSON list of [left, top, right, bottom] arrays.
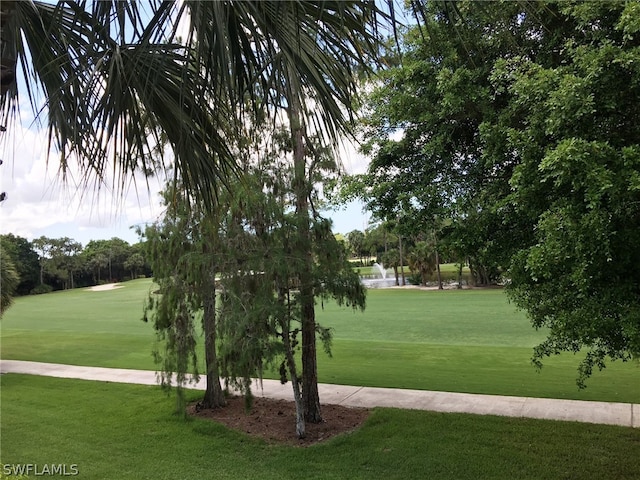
[[1, 0, 387, 421], [407, 240, 437, 287]]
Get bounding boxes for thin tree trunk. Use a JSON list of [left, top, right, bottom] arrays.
[[281, 312, 306, 439], [435, 249, 442, 290], [399, 235, 406, 286], [288, 69, 322, 423], [202, 270, 225, 408]]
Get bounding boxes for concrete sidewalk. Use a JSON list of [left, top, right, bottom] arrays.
[[2, 359, 638, 428]]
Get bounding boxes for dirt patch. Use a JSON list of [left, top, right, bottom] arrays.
[[188, 396, 370, 447]]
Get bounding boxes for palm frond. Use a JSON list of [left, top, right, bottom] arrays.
[[1, 1, 390, 210]]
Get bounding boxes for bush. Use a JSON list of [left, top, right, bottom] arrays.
[[30, 284, 54, 295]]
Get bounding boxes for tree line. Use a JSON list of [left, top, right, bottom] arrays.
[[0, 234, 149, 296]]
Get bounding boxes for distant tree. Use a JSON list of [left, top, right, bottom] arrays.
[[49, 237, 83, 289], [381, 248, 401, 286], [364, 224, 389, 261], [407, 240, 437, 287], [123, 253, 144, 280], [32, 236, 52, 287], [86, 253, 109, 283], [83, 238, 131, 283], [346, 230, 366, 265], [31, 236, 82, 290]]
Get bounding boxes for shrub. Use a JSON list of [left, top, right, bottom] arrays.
[[30, 284, 53, 295]]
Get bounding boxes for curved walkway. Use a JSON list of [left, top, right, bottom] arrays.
[[2, 359, 638, 428]]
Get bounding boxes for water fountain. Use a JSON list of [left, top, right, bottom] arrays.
[[361, 262, 398, 288], [373, 262, 387, 279]]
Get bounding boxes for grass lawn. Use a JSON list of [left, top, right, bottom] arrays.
[[1, 375, 639, 480], [1, 278, 639, 402]]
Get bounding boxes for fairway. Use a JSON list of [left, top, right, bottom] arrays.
[[1, 278, 638, 402]]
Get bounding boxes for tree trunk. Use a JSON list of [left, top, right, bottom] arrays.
[[281, 314, 306, 439], [398, 235, 406, 286], [201, 270, 226, 408], [288, 70, 322, 423], [435, 249, 443, 289]]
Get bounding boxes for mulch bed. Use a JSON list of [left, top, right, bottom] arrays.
[[187, 395, 370, 447]]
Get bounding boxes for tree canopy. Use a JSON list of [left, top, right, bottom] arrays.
[[351, 0, 640, 385]]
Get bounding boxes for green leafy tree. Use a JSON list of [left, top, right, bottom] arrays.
[[349, 0, 640, 385], [86, 253, 108, 284], [407, 240, 437, 287], [351, 0, 564, 286], [141, 185, 227, 412], [0, 245, 20, 316], [0, 234, 39, 294], [32, 236, 52, 287], [82, 238, 133, 283], [499, 2, 640, 386], [123, 253, 145, 280], [216, 155, 365, 437], [364, 224, 390, 262], [381, 248, 401, 286], [347, 230, 366, 265], [31, 236, 82, 290]]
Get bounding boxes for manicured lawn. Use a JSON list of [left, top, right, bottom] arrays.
[[1, 375, 639, 480], [1, 278, 639, 402], [0, 279, 159, 370]]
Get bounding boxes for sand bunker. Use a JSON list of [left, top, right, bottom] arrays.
[[87, 283, 124, 292]]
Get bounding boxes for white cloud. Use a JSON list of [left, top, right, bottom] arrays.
[[0, 123, 165, 244], [338, 135, 370, 175]]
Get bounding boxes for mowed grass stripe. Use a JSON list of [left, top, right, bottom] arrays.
[[319, 342, 639, 402], [320, 288, 542, 347]]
